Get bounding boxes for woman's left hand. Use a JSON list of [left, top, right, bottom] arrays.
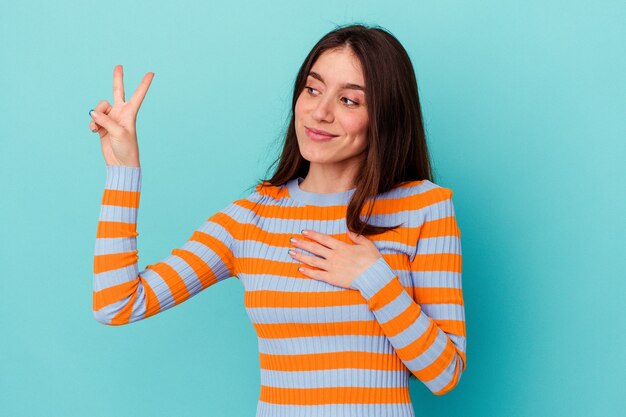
[[288, 229, 383, 289]]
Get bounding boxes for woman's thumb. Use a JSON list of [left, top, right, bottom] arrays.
[[89, 110, 121, 136]]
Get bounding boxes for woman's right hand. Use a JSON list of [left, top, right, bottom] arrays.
[[89, 65, 155, 167]]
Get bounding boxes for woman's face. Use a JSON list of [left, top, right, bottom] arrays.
[[294, 46, 369, 169]]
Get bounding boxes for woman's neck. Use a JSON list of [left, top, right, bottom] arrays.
[[300, 160, 362, 193]]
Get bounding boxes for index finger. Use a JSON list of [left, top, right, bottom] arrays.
[[301, 229, 341, 249], [128, 72, 155, 112], [113, 64, 125, 105]]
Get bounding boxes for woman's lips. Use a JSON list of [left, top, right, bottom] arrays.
[[305, 126, 338, 142]]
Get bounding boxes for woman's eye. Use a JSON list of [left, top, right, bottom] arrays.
[[304, 86, 359, 107], [342, 97, 358, 106]]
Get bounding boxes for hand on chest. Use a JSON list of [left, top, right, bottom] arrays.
[[238, 219, 416, 338]]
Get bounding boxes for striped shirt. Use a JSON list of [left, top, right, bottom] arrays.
[[93, 165, 467, 417]]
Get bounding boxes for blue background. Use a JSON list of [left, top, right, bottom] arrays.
[[1, 1, 624, 416]]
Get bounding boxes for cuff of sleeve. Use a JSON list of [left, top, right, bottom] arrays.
[[105, 165, 142, 192], [349, 257, 398, 301]]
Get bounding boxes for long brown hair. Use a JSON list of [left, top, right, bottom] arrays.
[[254, 23, 433, 237]]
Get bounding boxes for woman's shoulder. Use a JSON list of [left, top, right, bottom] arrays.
[[386, 178, 454, 201], [384, 180, 457, 235], [254, 180, 289, 200], [227, 180, 290, 212]]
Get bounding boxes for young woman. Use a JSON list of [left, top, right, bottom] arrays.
[[89, 23, 466, 417]]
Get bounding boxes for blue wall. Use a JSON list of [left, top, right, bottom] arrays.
[[1, 1, 624, 416]]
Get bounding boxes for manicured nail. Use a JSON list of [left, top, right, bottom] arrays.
[[89, 109, 97, 117], [301, 229, 309, 235]]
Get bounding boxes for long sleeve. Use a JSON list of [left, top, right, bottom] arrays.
[[349, 186, 466, 395], [93, 165, 243, 325]]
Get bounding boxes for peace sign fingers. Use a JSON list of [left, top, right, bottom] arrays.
[[112, 64, 125, 105], [127, 71, 155, 113]]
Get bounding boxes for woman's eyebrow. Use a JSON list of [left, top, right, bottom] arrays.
[[308, 71, 365, 92]]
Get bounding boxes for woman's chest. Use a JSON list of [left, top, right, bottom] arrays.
[[235, 213, 414, 327]]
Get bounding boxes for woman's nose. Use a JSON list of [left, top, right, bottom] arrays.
[[311, 97, 334, 122]]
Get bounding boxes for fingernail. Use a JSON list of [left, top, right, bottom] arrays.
[[301, 229, 308, 235], [91, 128, 98, 132], [89, 109, 97, 117]]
